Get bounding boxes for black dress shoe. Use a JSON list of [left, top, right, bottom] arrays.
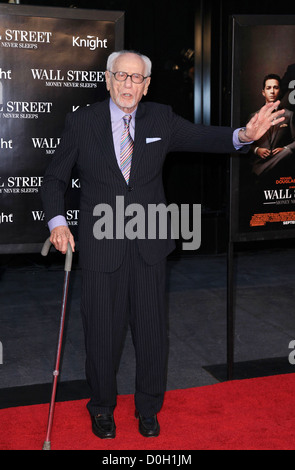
[[135, 410, 160, 437], [91, 413, 116, 439]]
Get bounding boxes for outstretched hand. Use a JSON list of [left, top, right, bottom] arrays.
[[239, 101, 285, 143]]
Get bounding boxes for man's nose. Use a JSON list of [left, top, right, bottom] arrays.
[[124, 76, 133, 87]]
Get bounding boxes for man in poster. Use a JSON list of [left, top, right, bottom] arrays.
[[249, 74, 295, 177]]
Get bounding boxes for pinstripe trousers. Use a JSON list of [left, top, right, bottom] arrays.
[[80, 239, 168, 417]]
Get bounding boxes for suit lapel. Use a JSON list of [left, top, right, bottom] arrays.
[[272, 111, 289, 148], [89, 100, 125, 182], [129, 102, 148, 182]]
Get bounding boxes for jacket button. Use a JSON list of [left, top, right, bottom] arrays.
[[128, 186, 133, 192]]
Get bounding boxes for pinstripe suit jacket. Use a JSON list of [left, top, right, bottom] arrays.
[[41, 99, 236, 272]]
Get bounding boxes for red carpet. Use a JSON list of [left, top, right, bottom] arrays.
[[1, 373, 295, 450]]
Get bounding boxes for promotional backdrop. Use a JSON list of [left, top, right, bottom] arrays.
[[0, 4, 124, 253], [230, 15, 295, 242]]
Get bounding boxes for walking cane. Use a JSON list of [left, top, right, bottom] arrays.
[[41, 237, 73, 450]]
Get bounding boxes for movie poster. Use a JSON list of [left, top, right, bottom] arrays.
[[230, 16, 295, 242], [0, 5, 124, 253]]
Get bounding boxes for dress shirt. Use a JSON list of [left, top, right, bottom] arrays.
[[47, 100, 250, 232], [109, 98, 136, 167]]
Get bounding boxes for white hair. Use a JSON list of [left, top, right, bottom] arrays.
[[106, 50, 152, 77]]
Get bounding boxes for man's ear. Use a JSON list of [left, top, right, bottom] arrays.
[[143, 77, 151, 96]]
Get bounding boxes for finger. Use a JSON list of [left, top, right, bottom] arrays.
[[271, 113, 285, 126], [264, 100, 281, 113], [49, 233, 59, 250], [60, 234, 74, 253], [259, 102, 276, 116], [60, 239, 69, 254], [272, 100, 281, 110], [272, 148, 282, 155]]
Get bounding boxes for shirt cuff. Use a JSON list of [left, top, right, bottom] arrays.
[[233, 128, 253, 149], [48, 215, 68, 232]]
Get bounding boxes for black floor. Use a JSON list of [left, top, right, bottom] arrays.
[[1, 245, 295, 408]]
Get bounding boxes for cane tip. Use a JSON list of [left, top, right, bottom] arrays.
[[43, 441, 51, 450]]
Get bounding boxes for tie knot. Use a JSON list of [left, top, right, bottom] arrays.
[[123, 114, 132, 126]]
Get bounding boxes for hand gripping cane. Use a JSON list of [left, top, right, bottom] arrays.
[[41, 237, 73, 450]]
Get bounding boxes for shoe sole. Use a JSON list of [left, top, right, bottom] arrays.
[[139, 429, 160, 438], [92, 426, 116, 439]]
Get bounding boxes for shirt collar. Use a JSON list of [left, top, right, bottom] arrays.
[[109, 98, 137, 123]]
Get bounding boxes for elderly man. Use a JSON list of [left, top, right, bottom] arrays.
[[41, 50, 284, 439]]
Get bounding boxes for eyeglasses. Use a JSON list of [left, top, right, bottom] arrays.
[[109, 71, 148, 84]]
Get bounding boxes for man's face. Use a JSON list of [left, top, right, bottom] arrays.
[[262, 79, 280, 103], [105, 53, 151, 113]]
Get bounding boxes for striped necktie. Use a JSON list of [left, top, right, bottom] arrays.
[[120, 114, 133, 184]]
